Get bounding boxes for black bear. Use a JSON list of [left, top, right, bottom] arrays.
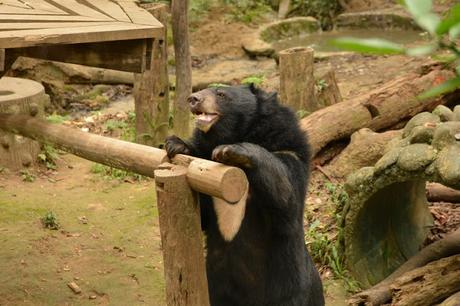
[[165, 84, 324, 306]]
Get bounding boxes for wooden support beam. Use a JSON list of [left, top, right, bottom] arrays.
[[155, 163, 210, 306], [0, 49, 4, 72], [5, 40, 147, 73], [0, 113, 248, 203]]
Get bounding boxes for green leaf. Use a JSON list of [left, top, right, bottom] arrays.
[[415, 13, 440, 34], [405, 43, 437, 56], [418, 76, 460, 99], [402, 0, 432, 17], [456, 65, 460, 76], [436, 4, 460, 35], [449, 23, 460, 39], [330, 37, 405, 55]]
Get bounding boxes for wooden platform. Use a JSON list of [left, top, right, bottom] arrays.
[[0, 1, 169, 146], [0, 0, 163, 48]]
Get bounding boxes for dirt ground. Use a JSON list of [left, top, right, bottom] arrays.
[[0, 155, 165, 305], [1, 1, 459, 306]]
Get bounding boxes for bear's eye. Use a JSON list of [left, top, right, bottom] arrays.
[[216, 91, 226, 99]]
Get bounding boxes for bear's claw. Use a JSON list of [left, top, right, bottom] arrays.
[[212, 144, 252, 168], [165, 135, 191, 158]]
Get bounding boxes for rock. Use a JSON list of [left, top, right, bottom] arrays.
[[432, 105, 454, 122], [335, 8, 421, 30], [408, 125, 435, 144], [260, 17, 321, 43], [403, 112, 440, 137], [454, 105, 460, 121], [432, 122, 460, 150], [397, 144, 436, 172], [436, 145, 460, 188], [242, 34, 276, 58], [374, 147, 402, 174]]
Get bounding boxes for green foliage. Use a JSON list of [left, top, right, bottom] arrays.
[[38, 144, 59, 170], [296, 109, 310, 119], [241, 74, 265, 85], [20, 169, 35, 182], [332, 0, 460, 99], [290, 0, 342, 29], [222, 0, 272, 23], [41, 211, 60, 230], [90, 163, 144, 182], [46, 113, 69, 124]]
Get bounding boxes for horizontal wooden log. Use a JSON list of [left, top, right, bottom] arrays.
[[301, 69, 456, 156], [426, 182, 460, 203], [391, 254, 460, 306], [0, 113, 247, 203], [348, 228, 460, 306]]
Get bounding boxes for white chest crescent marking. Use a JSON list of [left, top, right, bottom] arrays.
[[212, 188, 248, 242]]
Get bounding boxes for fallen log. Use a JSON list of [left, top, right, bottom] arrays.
[[324, 128, 400, 178], [427, 182, 460, 203], [0, 113, 247, 203], [300, 69, 456, 157], [391, 254, 460, 306], [439, 291, 460, 306], [348, 228, 460, 306], [10, 56, 134, 84]]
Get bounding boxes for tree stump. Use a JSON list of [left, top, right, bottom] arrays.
[[279, 47, 317, 112], [0, 77, 47, 170]]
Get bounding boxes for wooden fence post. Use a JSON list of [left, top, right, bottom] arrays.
[[154, 163, 210, 306], [279, 47, 318, 112]]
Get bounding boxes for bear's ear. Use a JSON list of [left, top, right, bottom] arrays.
[[258, 91, 279, 116]]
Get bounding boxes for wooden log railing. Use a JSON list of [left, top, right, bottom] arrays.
[[0, 112, 249, 306], [0, 113, 247, 204]]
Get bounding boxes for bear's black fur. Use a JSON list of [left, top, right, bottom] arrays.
[[165, 85, 324, 306]]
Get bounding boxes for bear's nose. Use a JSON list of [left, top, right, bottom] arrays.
[[187, 94, 201, 107]]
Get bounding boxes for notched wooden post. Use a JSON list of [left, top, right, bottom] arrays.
[[154, 163, 210, 306]]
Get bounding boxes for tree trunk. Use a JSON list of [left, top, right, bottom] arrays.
[[0, 77, 47, 170], [316, 69, 342, 108], [279, 47, 317, 113], [155, 163, 210, 306], [348, 228, 460, 306], [171, 0, 192, 138], [300, 69, 456, 157], [140, 3, 170, 146], [0, 113, 248, 203], [391, 254, 460, 306], [426, 182, 460, 203], [10, 56, 134, 85], [278, 0, 290, 19]]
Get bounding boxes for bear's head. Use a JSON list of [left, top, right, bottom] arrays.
[[187, 84, 269, 134]]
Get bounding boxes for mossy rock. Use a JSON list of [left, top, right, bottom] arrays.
[[259, 17, 321, 43], [335, 9, 421, 30], [343, 106, 460, 288]]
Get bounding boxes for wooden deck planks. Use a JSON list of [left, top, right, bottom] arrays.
[[115, 1, 161, 26], [81, 0, 131, 23], [19, 0, 67, 13], [0, 1, 163, 48], [51, 0, 114, 20]]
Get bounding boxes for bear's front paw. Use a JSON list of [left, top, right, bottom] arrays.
[[212, 144, 253, 168], [165, 135, 191, 158]]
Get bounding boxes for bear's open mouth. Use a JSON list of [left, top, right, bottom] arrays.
[[193, 111, 220, 132]]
